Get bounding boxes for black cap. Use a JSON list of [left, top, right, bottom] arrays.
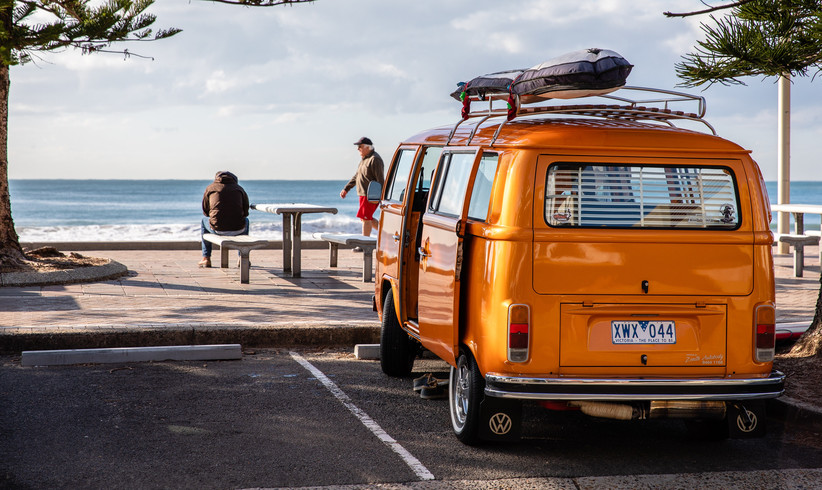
[[354, 137, 373, 146]]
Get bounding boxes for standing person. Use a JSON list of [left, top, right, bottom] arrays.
[[199, 171, 250, 267], [340, 137, 385, 249]]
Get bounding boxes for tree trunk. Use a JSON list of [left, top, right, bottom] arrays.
[[0, 63, 26, 271], [788, 274, 822, 357]]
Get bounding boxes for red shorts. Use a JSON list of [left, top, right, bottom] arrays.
[[357, 195, 379, 221]]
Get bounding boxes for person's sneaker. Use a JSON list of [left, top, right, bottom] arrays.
[[419, 383, 447, 400], [413, 373, 449, 392], [352, 246, 364, 253], [198, 257, 211, 268], [413, 373, 435, 392]]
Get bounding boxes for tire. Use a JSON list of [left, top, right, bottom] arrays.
[[449, 348, 484, 445], [379, 293, 416, 377]]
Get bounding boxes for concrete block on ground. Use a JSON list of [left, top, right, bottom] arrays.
[[354, 344, 380, 360], [21, 344, 243, 366]]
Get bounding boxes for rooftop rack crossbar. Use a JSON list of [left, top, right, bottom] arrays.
[[446, 86, 716, 146]]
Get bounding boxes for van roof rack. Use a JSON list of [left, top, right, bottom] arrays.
[[446, 86, 716, 146]]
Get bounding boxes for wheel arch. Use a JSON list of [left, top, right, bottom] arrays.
[[379, 276, 401, 321]]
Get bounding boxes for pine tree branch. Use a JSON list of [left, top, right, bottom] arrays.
[[4, 0, 315, 65], [671, 1, 822, 86], [203, 0, 314, 6], [80, 45, 155, 59], [665, 0, 756, 18]]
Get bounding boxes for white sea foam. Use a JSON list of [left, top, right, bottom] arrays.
[[17, 215, 364, 242]]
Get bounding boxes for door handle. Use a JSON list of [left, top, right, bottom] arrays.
[[418, 247, 430, 258], [392, 232, 401, 242]]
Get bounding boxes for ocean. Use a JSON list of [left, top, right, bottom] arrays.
[[8, 180, 361, 242], [7, 179, 822, 242]]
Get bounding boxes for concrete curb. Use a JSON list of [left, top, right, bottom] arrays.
[[768, 396, 822, 428], [0, 259, 128, 287], [0, 322, 381, 354], [21, 344, 243, 366]]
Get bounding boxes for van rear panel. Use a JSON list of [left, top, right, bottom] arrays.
[[528, 157, 759, 376], [533, 239, 753, 296], [559, 303, 727, 368]]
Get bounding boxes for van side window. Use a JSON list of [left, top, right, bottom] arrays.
[[467, 153, 499, 221], [417, 147, 442, 193], [385, 149, 416, 202], [545, 164, 740, 229], [430, 152, 475, 217], [409, 147, 442, 211]]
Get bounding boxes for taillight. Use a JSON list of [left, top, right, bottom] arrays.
[[754, 304, 776, 362], [508, 304, 530, 363]]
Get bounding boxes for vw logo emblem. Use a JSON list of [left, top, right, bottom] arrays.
[[736, 410, 758, 433], [489, 413, 512, 435]]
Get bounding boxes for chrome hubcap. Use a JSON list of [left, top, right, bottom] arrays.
[[453, 358, 470, 427]]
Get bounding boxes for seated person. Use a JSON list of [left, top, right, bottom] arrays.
[[548, 171, 578, 226], [199, 171, 250, 267]]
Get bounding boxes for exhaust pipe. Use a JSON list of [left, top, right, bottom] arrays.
[[568, 401, 636, 421], [649, 401, 726, 419], [565, 401, 727, 421]]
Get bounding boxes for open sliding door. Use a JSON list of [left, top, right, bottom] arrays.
[[416, 151, 480, 366]]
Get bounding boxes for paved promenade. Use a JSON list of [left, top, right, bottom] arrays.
[[0, 244, 818, 352], [0, 246, 381, 351]]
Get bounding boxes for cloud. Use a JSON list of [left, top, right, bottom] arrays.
[[204, 70, 237, 94], [6, 0, 821, 181]]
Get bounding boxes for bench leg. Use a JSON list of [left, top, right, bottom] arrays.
[[363, 248, 373, 283], [292, 214, 303, 278], [282, 214, 292, 274], [794, 246, 805, 278], [329, 243, 338, 268], [220, 246, 230, 269], [239, 250, 251, 284]]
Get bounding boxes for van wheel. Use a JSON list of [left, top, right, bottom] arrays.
[[380, 293, 416, 377], [449, 349, 484, 445]]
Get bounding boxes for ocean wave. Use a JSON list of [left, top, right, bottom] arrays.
[[17, 216, 365, 242]]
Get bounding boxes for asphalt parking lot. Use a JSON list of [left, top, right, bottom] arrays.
[[2, 348, 822, 490]]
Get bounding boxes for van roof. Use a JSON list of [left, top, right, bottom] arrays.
[[402, 117, 748, 154]]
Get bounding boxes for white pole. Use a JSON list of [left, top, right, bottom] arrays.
[[777, 74, 791, 254]]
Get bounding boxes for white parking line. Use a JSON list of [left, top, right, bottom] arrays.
[[289, 351, 435, 481]]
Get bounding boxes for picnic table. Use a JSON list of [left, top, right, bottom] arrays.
[[251, 203, 338, 277], [771, 204, 822, 277], [771, 204, 822, 237]]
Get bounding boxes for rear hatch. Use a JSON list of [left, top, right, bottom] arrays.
[[559, 303, 727, 367], [534, 159, 752, 369]]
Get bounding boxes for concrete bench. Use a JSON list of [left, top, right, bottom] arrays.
[[319, 233, 377, 282], [776, 233, 820, 277], [202, 235, 270, 283]]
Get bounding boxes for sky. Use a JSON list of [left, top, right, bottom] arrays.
[[8, 0, 822, 182]]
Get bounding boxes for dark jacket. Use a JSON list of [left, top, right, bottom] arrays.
[[202, 171, 249, 232]]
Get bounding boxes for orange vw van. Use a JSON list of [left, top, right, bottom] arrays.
[[369, 86, 783, 444]]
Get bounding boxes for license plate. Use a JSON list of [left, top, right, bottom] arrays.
[[612, 320, 676, 344]]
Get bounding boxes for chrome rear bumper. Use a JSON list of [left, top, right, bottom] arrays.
[[484, 370, 785, 401]]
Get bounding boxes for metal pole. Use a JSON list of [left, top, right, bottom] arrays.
[[777, 74, 791, 254]]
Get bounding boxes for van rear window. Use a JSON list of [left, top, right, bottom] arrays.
[[545, 164, 740, 229]]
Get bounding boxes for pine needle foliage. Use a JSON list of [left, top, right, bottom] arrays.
[[0, 0, 182, 66], [675, 0, 822, 86]]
